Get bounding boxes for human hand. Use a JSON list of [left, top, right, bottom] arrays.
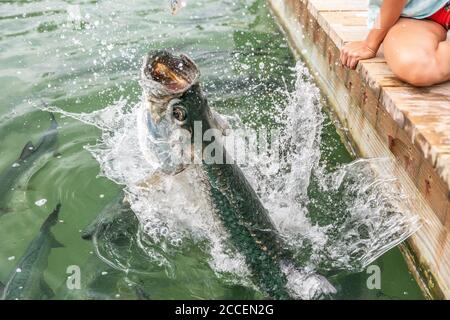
[[340, 41, 377, 69]]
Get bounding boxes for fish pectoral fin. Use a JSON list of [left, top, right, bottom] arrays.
[[50, 234, 64, 248], [210, 109, 231, 136], [40, 279, 55, 299], [19, 141, 36, 160]]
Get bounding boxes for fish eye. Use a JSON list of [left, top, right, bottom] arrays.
[[172, 105, 187, 123]]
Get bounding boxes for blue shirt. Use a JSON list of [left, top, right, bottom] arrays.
[[368, 0, 449, 28]]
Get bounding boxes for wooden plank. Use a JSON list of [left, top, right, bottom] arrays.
[[376, 104, 399, 147], [318, 11, 369, 48], [447, 203, 450, 230], [416, 159, 450, 224], [381, 85, 450, 172], [309, 0, 369, 12], [285, 0, 304, 25], [394, 127, 424, 182], [318, 10, 368, 27], [358, 61, 407, 96], [436, 154, 450, 194]]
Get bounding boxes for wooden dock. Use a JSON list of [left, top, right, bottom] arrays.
[[267, 0, 450, 299]]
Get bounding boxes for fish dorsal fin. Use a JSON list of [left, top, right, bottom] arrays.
[[40, 204, 62, 231], [49, 113, 58, 130], [40, 279, 55, 299], [19, 141, 36, 161]]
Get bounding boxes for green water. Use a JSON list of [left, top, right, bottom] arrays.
[[0, 0, 423, 299]]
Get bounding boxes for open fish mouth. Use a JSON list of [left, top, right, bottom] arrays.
[[140, 50, 200, 98], [138, 51, 201, 175], [138, 50, 229, 175]]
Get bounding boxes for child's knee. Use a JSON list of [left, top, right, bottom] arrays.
[[391, 51, 442, 86]]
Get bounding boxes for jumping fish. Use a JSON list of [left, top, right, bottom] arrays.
[[139, 50, 335, 299], [1, 204, 63, 300], [0, 113, 58, 216]]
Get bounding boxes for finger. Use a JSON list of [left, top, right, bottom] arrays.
[[345, 55, 352, 68], [349, 57, 359, 69], [346, 54, 356, 68]]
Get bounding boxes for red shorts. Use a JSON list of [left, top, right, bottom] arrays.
[[428, 2, 450, 30]]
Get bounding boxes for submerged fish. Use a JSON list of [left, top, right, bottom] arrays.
[[139, 50, 335, 299], [0, 113, 59, 216], [1, 204, 63, 300], [168, 0, 187, 15], [81, 191, 133, 240], [79, 198, 151, 300]]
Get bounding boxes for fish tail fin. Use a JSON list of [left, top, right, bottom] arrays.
[[40, 100, 58, 130], [42, 203, 65, 248], [281, 261, 337, 300], [49, 112, 58, 129], [18, 141, 36, 161], [41, 203, 62, 231]]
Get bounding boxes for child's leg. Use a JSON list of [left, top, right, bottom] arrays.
[[383, 18, 450, 87]]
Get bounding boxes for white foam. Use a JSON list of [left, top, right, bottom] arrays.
[[35, 199, 48, 207]]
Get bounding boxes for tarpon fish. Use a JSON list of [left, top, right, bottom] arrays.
[[79, 197, 151, 300], [0, 113, 58, 216], [1, 204, 63, 300], [139, 50, 333, 299]]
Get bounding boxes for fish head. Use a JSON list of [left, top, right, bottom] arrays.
[[140, 50, 226, 173]]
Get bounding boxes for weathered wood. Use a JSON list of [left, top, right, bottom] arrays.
[[319, 11, 369, 48], [308, 0, 369, 14], [357, 61, 408, 96], [268, 0, 450, 299], [381, 85, 450, 169], [393, 127, 424, 181]]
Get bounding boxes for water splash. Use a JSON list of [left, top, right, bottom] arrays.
[[242, 63, 421, 273], [169, 0, 188, 15], [40, 61, 420, 298]]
